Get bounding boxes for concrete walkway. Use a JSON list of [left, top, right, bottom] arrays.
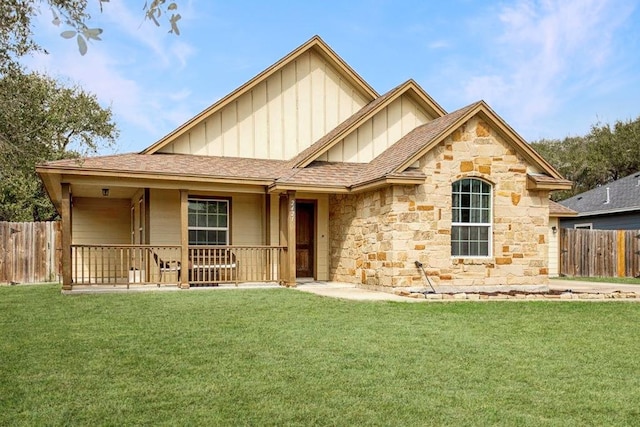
[[548, 278, 640, 294], [295, 281, 424, 302]]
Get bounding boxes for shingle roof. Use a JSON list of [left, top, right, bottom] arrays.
[[40, 153, 289, 181], [559, 172, 640, 214], [549, 200, 577, 217], [353, 102, 481, 185]]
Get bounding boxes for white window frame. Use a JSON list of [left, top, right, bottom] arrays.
[[188, 198, 230, 246], [451, 178, 493, 258]]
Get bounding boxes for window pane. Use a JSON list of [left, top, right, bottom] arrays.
[[188, 199, 230, 245]]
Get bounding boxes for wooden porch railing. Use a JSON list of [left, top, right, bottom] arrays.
[[70, 245, 286, 287], [188, 246, 286, 286], [71, 245, 182, 286]]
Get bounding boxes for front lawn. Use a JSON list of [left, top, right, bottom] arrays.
[[1, 285, 639, 426]]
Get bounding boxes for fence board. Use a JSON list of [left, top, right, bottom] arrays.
[[0, 221, 61, 284], [560, 228, 640, 278]]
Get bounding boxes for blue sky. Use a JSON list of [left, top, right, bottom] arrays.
[[27, 0, 640, 154]]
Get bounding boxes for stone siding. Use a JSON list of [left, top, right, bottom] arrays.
[[329, 117, 551, 292]]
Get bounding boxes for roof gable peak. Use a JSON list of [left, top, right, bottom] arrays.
[[142, 35, 379, 155]]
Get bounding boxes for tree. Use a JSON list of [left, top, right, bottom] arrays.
[[531, 116, 640, 201], [0, 0, 181, 72], [0, 70, 118, 221]]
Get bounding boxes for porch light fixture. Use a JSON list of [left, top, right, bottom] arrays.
[[102, 188, 110, 197], [552, 226, 557, 234]]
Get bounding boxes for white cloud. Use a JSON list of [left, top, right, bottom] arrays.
[[427, 40, 450, 49], [462, 0, 635, 133]]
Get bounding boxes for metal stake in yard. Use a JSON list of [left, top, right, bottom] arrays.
[[414, 261, 437, 294]]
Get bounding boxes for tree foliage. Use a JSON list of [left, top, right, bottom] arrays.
[[0, 0, 180, 72], [0, 70, 118, 221], [532, 116, 640, 201]]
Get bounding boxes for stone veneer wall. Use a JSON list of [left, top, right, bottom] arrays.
[[329, 117, 551, 292]]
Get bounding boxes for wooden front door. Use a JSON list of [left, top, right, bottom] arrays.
[[296, 202, 315, 278]]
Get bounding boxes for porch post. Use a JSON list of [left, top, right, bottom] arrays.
[[61, 183, 72, 290], [279, 190, 296, 287], [180, 190, 190, 289]]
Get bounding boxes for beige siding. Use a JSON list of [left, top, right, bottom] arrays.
[[321, 94, 432, 163], [269, 193, 280, 246], [159, 50, 368, 160], [232, 193, 265, 245], [149, 189, 181, 245], [72, 197, 130, 244]]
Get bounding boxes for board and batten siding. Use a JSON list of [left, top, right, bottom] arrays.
[[319, 94, 432, 163], [159, 50, 369, 160]]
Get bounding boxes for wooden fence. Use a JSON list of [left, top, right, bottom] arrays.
[[0, 222, 61, 284], [560, 228, 640, 277]]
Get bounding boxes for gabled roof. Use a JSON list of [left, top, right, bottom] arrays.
[[389, 100, 568, 183], [38, 99, 570, 195], [289, 79, 447, 168], [142, 35, 379, 155], [351, 102, 480, 186], [335, 99, 570, 190], [549, 200, 577, 217], [559, 172, 640, 216]]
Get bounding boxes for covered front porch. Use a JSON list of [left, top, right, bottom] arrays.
[[45, 175, 329, 291]]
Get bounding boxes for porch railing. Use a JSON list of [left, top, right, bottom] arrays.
[[71, 245, 181, 286], [188, 246, 285, 286], [70, 244, 286, 287]]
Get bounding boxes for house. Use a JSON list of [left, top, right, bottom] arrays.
[[37, 36, 571, 292], [558, 172, 640, 230]]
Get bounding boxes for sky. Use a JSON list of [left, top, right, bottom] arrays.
[[26, 0, 640, 154]]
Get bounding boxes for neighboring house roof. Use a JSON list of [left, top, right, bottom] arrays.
[[549, 200, 577, 217], [559, 172, 640, 217]]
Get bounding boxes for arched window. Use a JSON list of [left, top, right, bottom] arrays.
[[451, 178, 492, 257]]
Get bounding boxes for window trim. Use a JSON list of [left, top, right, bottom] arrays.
[[187, 197, 232, 246], [451, 178, 493, 258]]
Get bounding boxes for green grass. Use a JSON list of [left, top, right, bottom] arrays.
[[555, 276, 640, 284], [1, 285, 640, 426]]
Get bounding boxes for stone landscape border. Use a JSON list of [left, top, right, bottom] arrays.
[[396, 290, 640, 301]]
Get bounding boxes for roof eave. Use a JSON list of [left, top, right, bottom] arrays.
[[526, 175, 573, 191], [37, 166, 276, 187], [571, 206, 640, 217], [267, 182, 350, 194], [351, 175, 424, 193]]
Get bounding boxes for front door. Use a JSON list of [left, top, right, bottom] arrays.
[[296, 202, 315, 278]]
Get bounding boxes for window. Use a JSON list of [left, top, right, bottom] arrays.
[[451, 178, 492, 257], [188, 198, 229, 245], [574, 223, 592, 230]]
